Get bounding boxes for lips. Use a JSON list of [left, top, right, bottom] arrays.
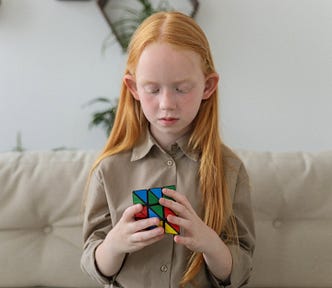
[[159, 117, 179, 125]]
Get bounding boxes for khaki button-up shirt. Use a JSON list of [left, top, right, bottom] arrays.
[[81, 131, 255, 288]]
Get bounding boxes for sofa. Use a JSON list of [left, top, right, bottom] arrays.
[[0, 149, 331, 287]]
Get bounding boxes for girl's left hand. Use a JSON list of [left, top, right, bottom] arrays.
[[159, 188, 218, 253]]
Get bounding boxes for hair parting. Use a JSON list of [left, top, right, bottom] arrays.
[[86, 11, 238, 286]]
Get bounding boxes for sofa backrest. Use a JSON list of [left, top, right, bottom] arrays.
[[1, 149, 331, 287], [236, 149, 332, 287], [0, 151, 99, 287]]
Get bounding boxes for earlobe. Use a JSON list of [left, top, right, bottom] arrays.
[[123, 74, 140, 100], [203, 73, 219, 100]]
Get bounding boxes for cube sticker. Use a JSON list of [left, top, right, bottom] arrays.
[[132, 185, 180, 235]]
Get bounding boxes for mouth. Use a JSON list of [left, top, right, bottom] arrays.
[[158, 117, 179, 125]]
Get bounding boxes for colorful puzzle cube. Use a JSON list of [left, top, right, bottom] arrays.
[[132, 185, 180, 235]]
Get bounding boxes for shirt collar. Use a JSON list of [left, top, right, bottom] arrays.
[[131, 128, 199, 162], [131, 129, 155, 161]]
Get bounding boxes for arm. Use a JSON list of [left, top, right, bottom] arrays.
[[81, 171, 115, 284], [95, 203, 164, 277], [202, 229, 233, 281], [160, 162, 255, 287], [81, 169, 165, 284], [209, 163, 256, 287], [160, 189, 232, 281]]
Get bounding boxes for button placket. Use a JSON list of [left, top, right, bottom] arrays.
[[166, 159, 174, 166], [160, 264, 168, 272], [272, 219, 282, 228], [43, 226, 52, 234]]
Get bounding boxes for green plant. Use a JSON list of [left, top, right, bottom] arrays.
[[12, 131, 25, 152], [85, 97, 118, 136], [91, 0, 200, 135], [99, 0, 199, 51], [110, 0, 166, 51]]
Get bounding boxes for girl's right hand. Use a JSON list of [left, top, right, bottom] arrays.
[[104, 204, 165, 254], [95, 204, 164, 277]]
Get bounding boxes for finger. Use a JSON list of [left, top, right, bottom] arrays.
[[122, 204, 143, 221], [134, 232, 165, 249], [162, 188, 179, 200], [162, 188, 190, 206], [133, 217, 161, 232], [131, 226, 164, 243], [166, 214, 190, 230], [159, 197, 188, 217], [173, 235, 191, 246]]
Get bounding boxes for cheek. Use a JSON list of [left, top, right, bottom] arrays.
[[182, 91, 204, 107], [138, 95, 157, 115]]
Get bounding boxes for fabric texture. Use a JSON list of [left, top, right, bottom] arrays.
[[81, 131, 255, 288], [236, 150, 332, 287], [1, 148, 332, 287], [0, 150, 98, 287]]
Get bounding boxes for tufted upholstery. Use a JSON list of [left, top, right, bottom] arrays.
[[0, 149, 331, 287], [0, 151, 98, 287], [236, 150, 332, 288]]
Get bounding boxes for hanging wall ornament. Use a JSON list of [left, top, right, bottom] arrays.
[[97, 0, 200, 51]]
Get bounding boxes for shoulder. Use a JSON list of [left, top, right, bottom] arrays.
[[93, 149, 133, 182], [221, 144, 249, 185], [221, 144, 242, 170]]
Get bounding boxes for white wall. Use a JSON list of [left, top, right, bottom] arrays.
[[1, 0, 331, 152], [198, 0, 332, 152], [0, 0, 125, 151]]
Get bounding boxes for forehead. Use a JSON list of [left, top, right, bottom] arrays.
[[135, 42, 204, 81]]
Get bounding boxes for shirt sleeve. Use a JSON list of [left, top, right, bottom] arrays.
[[208, 162, 256, 288], [80, 169, 114, 285]]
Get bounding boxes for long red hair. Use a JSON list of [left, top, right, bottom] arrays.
[[89, 11, 237, 287]]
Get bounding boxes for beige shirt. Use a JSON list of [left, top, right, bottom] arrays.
[[81, 131, 255, 288]]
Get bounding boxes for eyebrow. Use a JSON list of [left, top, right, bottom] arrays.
[[141, 79, 193, 85]]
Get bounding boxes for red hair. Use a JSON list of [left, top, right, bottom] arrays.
[[89, 11, 237, 286]]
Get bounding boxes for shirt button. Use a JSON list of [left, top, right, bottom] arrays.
[[273, 219, 282, 228], [166, 160, 173, 166], [43, 226, 52, 234], [160, 265, 168, 272]]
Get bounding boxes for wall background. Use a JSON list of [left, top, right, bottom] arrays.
[[0, 0, 331, 152]]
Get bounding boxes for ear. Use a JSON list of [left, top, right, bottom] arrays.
[[202, 72, 219, 100], [123, 74, 140, 100]]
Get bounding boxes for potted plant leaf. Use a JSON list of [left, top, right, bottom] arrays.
[[85, 97, 118, 136], [89, 0, 199, 135]]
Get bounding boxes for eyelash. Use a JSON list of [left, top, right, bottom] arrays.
[[175, 88, 185, 93], [150, 88, 160, 94], [145, 87, 189, 94]]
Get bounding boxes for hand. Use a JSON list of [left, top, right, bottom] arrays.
[[160, 188, 233, 281], [95, 204, 165, 277], [160, 188, 218, 253], [104, 204, 165, 254]]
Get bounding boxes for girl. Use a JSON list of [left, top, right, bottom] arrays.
[[81, 11, 255, 288]]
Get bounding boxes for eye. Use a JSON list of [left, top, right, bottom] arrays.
[[150, 88, 160, 94], [175, 87, 184, 93], [144, 85, 160, 94], [175, 85, 190, 94]]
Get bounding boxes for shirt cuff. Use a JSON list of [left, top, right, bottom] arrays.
[[207, 244, 253, 288], [81, 239, 113, 285], [207, 267, 231, 288]]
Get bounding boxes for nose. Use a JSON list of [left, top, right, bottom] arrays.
[[159, 89, 176, 110]]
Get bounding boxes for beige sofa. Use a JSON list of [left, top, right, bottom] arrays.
[[0, 149, 331, 287]]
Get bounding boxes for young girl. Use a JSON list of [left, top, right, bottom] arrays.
[[81, 11, 255, 288]]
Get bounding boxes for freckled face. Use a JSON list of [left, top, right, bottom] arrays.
[[131, 42, 210, 147]]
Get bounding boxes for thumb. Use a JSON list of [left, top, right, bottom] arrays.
[[122, 203, 143, 221]]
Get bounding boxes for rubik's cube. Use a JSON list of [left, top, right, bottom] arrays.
[[132, 185, 180, 235]]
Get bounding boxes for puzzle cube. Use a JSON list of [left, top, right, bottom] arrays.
[[132, 185, 180, 235]]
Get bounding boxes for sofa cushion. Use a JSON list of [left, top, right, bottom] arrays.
[[236, 150, 332, 288], [1, 149, 332, 288], [0, 151, 99, 287]]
